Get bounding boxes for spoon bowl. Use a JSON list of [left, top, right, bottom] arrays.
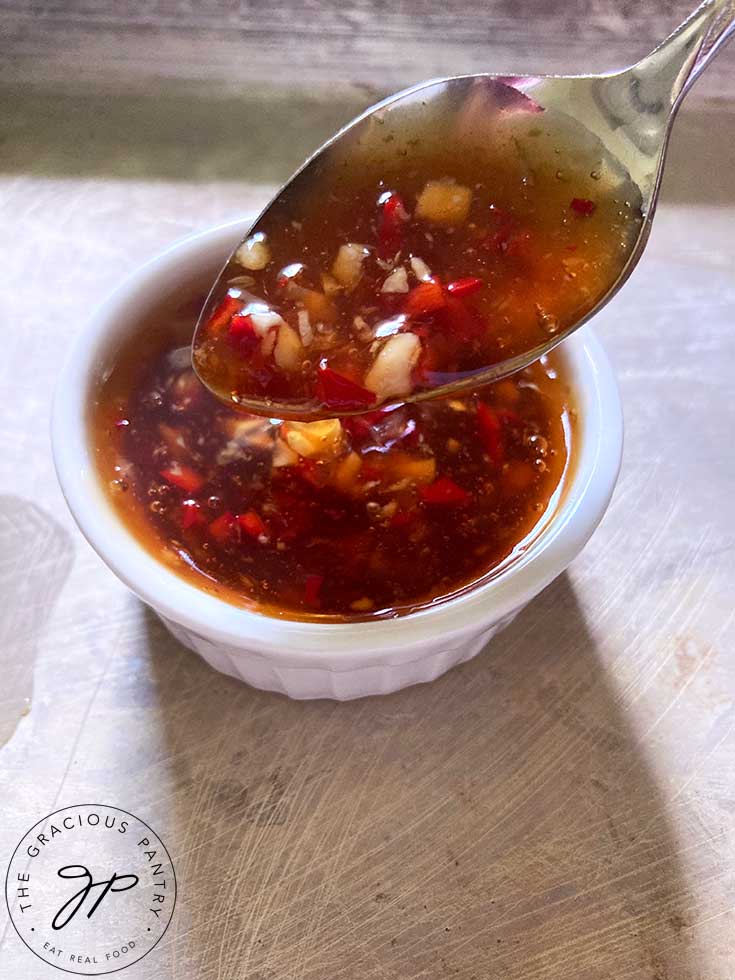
[[193, 0, 734, 419]]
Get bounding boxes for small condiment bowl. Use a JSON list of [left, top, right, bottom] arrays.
[[52, 220, 623, 700]]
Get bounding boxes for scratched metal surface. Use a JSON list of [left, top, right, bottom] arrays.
[[1, 94, 734, 978]]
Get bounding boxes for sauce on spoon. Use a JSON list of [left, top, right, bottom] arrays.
[[193, 86, 643, 419]]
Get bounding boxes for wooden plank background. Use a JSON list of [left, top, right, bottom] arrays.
[[2, 0, 734, 98]]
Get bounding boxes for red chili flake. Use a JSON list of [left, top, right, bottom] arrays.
[[440, 295, 488, 341], [477, 402, 504, 465], [378, 191, 408, 257], [446, 277, 484, 299], [206, 294, 241, 333], [229, 313, 257, 340], [304, 573, 324, 607], [570, 197, 596, 216], [404, 280, 447, 317], [238, 510, 268, 538], [180, 499, 205, 529], [316, 364, 376, 411], [420, 476, 471, 506], [160, 465, 206, 494], [390, 509, 417, 529], [208, 511, 237, 543]]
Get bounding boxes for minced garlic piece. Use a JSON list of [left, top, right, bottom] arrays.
[[381, 266, 409, 293], [297, 309, 313, 346], [283, 419, 344, 460], [235, 233, 271, 270], [364, 332, 421, 401], [272, 438, 299, 468], [274, 324, 304, 373], [409, 255, 433, 281], [248, 309, 287, 336], [350, 597, 375, 612], [332, 243, 370, 289], [415, 179, 472, 226]]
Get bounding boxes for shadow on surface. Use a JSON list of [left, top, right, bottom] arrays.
[[0, 495, 74, 747], [143, 572, 698, 979]]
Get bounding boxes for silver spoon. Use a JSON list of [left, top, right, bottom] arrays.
[[193, 0, 734, 418]]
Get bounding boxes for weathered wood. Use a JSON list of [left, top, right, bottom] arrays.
[[2, 0, 734, 98]]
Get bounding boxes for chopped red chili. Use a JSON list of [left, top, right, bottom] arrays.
[[304, 573, 324, 607], [160, 464, 205, 494], [390, 509, 418, 529], [420, 476, 471, 506], [440, 295, 488, 341], [316, 364, 376, 411], [404, 280, 447, 317], [570, 197, 596, 216], [378, 191, 408, 257], [229, 314, 257, 340], [180, 499, 204, 529], [209, 511, 237, 543], [238, 510, 268, 538], [445, 277, 483, 298], [477, 402, 504, 465], [206, 295, 240, 333]]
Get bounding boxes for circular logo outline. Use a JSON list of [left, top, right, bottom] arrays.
[[5, 804, 177, 976]]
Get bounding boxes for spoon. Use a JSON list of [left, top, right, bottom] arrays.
[[193, 0, 734, 419]]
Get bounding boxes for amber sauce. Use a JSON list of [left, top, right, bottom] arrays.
[[91, 285, 573, 620], [193, 93, 642, 416]]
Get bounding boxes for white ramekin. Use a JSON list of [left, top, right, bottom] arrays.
[[52, 220, 622, 700]]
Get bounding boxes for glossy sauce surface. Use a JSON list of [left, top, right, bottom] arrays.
[[193, 86, 641, 417], [92, 289, 573, 620]]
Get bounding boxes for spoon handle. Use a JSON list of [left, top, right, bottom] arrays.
[[638, 0, 735, 108], [678, 0, 735, 101]]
